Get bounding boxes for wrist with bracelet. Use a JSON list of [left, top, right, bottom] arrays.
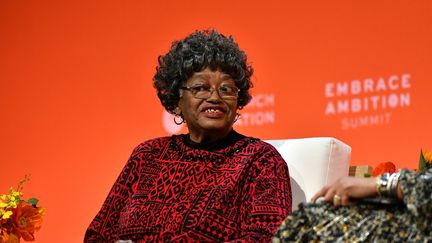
[[375, 171, 401, 198]]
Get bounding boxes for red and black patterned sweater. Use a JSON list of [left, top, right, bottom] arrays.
[[85, 132, 292, 242]]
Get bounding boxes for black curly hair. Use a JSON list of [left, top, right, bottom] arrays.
[[153, 29, 254, 114]]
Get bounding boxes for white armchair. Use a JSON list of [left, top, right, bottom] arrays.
[[266, 137, 351, 210]]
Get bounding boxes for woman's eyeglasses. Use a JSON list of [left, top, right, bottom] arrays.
[[181, 84, 240, 100]]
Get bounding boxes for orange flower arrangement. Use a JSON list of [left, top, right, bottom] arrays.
[[371, 161, 396, 177], [0, 176, 44, 242]]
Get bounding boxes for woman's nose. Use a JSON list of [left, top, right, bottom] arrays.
[[206, 87, 223, 101]]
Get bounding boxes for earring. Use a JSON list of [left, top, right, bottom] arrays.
[[174, 115, 185, 125], [234, 113, 241, 122]]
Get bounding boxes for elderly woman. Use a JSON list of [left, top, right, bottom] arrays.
[[273, 167, 432, 242], [85, 29, 292, 242]]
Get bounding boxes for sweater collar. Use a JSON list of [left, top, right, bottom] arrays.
[[181, 130, 244, 151]]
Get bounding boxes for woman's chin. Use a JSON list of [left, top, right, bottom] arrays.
[[197, 121, 233, 133]]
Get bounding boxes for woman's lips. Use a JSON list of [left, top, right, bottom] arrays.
[[202, 108, 224, 118]]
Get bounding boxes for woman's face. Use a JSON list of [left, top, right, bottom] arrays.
[[177, 68, 239, 142]]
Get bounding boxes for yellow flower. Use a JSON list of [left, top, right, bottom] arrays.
[[1, 210, 13, 219], [37, 207, 45, 215], [9, 187, 22, 199], [0, 201, 7, 208], [0, 191, 21, 211], [9, 201, 17, 208], [1, 207, 11, 218], [11, 191, 21, 198], [423, 151, 432, 164]]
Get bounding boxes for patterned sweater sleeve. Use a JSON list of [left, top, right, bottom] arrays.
[[236, 144, 292, 242], [84, 143, 146, 242], [399, 167, 432, 232]]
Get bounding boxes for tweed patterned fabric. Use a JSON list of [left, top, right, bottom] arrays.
[[273, 168, 432, 242]]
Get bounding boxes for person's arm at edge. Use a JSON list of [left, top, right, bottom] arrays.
[[84, 143, 147, 242], [233, 144, 292, 242]]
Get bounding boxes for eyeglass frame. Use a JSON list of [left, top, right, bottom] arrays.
[[180, 84, 240, 100]]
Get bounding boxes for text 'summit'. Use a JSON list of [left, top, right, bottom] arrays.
[[324, 73, 411, 130]]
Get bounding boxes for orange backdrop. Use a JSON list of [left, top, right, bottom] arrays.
[[1, 1, 431, 242]]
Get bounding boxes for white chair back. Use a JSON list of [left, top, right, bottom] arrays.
[[266, 137, 351, 210]]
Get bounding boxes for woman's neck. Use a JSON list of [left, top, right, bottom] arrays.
[[189, 127, 233, 143], [188, 128, 232, 144], [181, 130, 244, 151]]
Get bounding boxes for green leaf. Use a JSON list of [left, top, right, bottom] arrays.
[[27, 197, 39, 206], [363, 173, 371, 178], [419, 149, 426, 172]]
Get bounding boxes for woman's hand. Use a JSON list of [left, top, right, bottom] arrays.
[[311, 177, 378, 206]]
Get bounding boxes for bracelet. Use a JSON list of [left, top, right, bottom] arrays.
[[376, 172, 390, 197], [388, 172, 401, 197], [376, 172, 400, 198]]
